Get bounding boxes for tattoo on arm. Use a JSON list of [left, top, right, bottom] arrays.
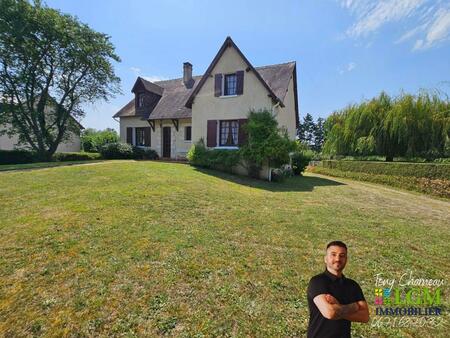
[[333, 303, 359, 320]]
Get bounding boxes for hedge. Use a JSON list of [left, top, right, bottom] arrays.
[[0, 149, 38, 164], [320, 160, 450, 180], [0, 149, 102, 164], [53, 152, 102, 161], [310, 166, 450, 199]]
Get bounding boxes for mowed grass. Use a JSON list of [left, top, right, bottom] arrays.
[[0, 161, 449, 337]]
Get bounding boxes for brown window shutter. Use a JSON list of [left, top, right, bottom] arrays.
[[144, 127, 151, 146], [214, 74, 222, 97], [207, 120, 217, 147], [126, 127, 133, 144], [236, 71, 244, 95], [238, 119, 248, 146]]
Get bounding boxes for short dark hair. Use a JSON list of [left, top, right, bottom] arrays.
[[326, 241, 347, 251]]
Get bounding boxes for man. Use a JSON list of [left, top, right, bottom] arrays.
[[307, 241, 369, 338]]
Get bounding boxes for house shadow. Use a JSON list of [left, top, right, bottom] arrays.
[[193, 167, 345, 192]]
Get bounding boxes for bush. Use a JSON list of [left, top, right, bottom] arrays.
[[187, 139, 210, 167], [0, 149, 38, 164], [99, 142, 134, 159], [291, 151, 313, 176], [271, 165, 293, 182], [239, 109, 296, 177], [52, 152, 102, 161], [320, 160, 450, 180], [132, 147, 159, 160], [81, 128, 119, 152], [187, 140, 240, 172]]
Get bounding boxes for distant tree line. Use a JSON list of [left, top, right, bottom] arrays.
[[297, 113, 325, 152], [320, 91, 450, 161]]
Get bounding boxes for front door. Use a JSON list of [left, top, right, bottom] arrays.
[[162, 127, 171, 158]]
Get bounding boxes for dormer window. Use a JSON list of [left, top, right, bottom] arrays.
[[138, 93, 145, 108], [224, 74, 237, 96]]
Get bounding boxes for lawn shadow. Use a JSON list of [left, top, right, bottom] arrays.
[[193, 167, 345, 192]]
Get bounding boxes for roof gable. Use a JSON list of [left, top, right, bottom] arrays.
[[185, 36, 285, 108], [131, 77, 164, 96]]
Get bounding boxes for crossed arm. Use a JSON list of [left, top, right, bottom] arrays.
[[313, 294, 369, 322]]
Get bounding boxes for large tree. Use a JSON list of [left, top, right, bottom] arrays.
[[0, 0, 120, 160]]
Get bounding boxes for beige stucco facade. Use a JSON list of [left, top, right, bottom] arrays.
[[119, 117, 192, 159], [192, 46, 276, 144], [116, 37, 298, 180], [0, 123, 81, 152]]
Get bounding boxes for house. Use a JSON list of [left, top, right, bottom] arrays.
[[113, 36, 299, 168], [0, 102, 83, 152]]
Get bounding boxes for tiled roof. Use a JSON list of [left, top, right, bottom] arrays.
[[113, 62, 296, 120]]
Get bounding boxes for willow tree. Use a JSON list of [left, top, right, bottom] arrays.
[[0, 0, 121, 160], [323, 91, 450, 161]]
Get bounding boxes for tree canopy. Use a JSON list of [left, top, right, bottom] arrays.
[[323, 91, 450, 161], [0, 0, 121, 160]]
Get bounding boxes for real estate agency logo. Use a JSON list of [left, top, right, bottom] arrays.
[[371, 270, 446, 329]]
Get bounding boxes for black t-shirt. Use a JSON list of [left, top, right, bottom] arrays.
[[307, 269, 365, 338]]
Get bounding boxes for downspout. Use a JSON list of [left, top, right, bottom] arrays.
[[268, 101, 281, 181]]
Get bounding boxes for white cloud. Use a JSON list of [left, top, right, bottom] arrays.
[[347, 62, 356, 71], [416, 7, 450, 49], [338, 62, 357, 75], [142, 76, 169, 82], [343, 0, 425, 37], [130, 67, 141, 76], [340, 0, 450, 50]]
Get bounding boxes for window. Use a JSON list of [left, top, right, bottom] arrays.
[[184, 126, 192, 141], [219, 120, 238, 146], [135, 127, 151, 146], [224, 74, 237, 96], [138, 93, 145, 108]]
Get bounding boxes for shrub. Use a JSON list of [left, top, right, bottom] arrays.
[[81, 128, 119, 152], [52, 152, 102, 162], [239, 109, 296, 177], [132, 147, 159, 160], [0, 149, 37, 164], [320, 160, 450, 180], [271, 165, 292, 182], [187, 139, 210, 167], [187, 140, 240, 172], [99, 142, 134, 159], [291, 151, 313, 176]]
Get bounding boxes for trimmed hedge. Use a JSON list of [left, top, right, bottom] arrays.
[[310, 166, 450, 199], [132, 147, 159, 160], [0, 150, 102, 164], [187, 141, 240, 173], [99, 142, 134, 159], [321, 160, 450, 180], [0, 149, 38, 164], [53, 152, 102, 161]]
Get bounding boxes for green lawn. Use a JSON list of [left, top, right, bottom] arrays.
[[0, 161, 448, 337]]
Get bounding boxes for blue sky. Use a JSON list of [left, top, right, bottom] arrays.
[[46, 0, 450, 131]]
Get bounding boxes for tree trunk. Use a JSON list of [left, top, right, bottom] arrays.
[[36, 150, 53, 162]]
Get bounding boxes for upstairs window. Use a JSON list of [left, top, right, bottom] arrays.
[[138, 93, 145, 108], [224, 74, 237, 96], [219, 120, 238, 146]]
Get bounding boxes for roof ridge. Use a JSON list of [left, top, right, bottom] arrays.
[[255, 61, 296, 69]]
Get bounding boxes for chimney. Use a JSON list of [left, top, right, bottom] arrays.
[[183, 62, 193, 88]]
